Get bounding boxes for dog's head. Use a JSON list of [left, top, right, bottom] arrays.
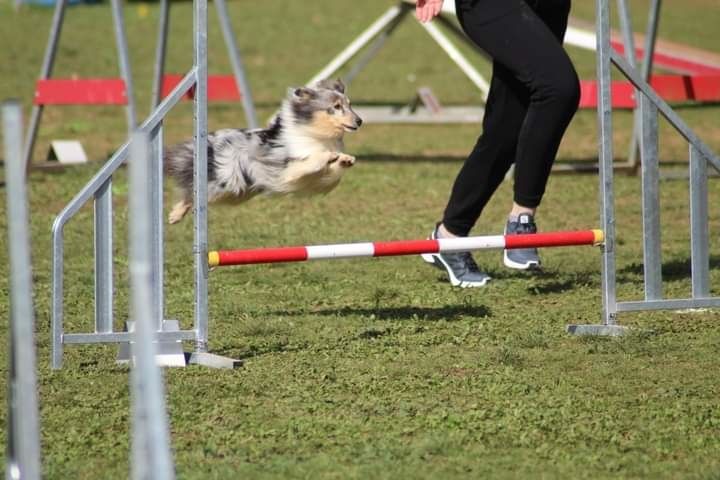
[[285, 79, 363, 139]]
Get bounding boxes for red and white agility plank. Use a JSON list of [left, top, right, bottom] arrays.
[[208, 229, 604, 267]]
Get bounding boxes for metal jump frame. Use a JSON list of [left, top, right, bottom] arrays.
[[568, 0, 720, 335], [51, 0, 239, 369], [23, 0, 136, 171]]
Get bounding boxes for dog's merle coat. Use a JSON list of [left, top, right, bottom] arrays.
[[164, 79, 362, 224]]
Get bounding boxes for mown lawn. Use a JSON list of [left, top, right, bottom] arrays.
[[1, 1, 720, 478]]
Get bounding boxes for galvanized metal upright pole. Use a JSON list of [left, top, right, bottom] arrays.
[[689, 145, 710, 298], [638, 93, 663, 300], [194, 0, 210, 354], [22, 0, 68, 172], [128, 132, 175, 480], [4, 101, 42, 480], [151, 0, 170, 109], [627, 0, 662, 170], [151, 122, 165, 330], [214, 0, 259, 128], [597, 0, 619, 327], [110, 0, 136, 131]]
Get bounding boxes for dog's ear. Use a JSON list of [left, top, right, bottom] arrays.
[[291, 87, 317, 101], [331, 78, 346, 94], [316, 78, 346, 94]]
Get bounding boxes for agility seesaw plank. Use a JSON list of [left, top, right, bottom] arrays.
[[208, 229, 604, 267]]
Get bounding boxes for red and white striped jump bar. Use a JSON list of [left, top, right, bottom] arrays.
[[208, 229, 604, 267]]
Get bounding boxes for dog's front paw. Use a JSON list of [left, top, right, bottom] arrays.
[[325, 152, 341, 165], [338, 154, 356, 168]]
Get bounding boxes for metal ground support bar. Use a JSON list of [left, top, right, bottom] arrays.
[[94, 179, 114, 334], [110, 0, 136, 131], [689, 145, 710, 298], [4, 101, 42, 480], [52, 70, 196, 369], [567, 0, 627, 337], [151, 0, 170, 109], [617, 298, 720, 312], [610, 51, 720, 172], [128, 132, 175, 480], [64, 331, 197, 344], [639, 94, 662, 300], [22, 0, 67, 172], [214, 0, 259, 128]]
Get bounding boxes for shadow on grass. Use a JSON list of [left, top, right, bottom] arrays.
[[618, 255, 720, 282], [272, 304, 492, 322]]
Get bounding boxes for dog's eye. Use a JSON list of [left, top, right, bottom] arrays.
[[334, 103, 342, 111]]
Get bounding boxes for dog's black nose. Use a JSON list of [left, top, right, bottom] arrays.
[[356, 117, 363, 127]]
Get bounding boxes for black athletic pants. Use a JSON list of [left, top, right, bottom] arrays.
[[442, 0, 580, 236]]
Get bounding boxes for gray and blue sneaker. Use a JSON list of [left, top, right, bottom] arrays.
[[421, 225, 491, 288], [504, 213, 541, 270]]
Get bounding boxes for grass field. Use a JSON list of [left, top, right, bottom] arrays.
[[1, 0, 720, 478]]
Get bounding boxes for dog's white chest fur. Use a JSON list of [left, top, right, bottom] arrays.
[[278, 127, 348, 194]]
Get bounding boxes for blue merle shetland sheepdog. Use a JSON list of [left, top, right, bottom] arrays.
[[164, 79, 362, 224]]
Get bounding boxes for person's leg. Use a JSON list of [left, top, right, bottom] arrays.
[[511, 0, 577, 209], [440, 61, 529, 238], [442, 0, 579, 236]]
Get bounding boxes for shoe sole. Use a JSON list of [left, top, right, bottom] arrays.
[[503, 250, 541, 270], [422, 253, 491, 288]]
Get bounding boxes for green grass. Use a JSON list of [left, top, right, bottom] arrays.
[[2, 1, 720, 478]]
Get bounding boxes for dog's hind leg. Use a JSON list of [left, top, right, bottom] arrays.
[[169, 199, 192, 224]]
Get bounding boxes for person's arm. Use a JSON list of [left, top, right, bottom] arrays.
[[415, 0, 444, 23]]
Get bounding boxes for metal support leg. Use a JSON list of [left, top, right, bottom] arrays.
[[51, 222, 65, 369], [23, 0, 67, 172], [628, 0, 662, 171], [110, 0, 136, 131], [151, 124, 165, 327], [193, 0, 209, 355], [567, 0, 627, 337], [344, 6, 411, 85], [214, 0, 259, 128], [151, 0, 170, 109], [639, 94, 662, 300], [128, 132, 175, 480], [188, 0, 242, 369], [308, 5, 405, 86], [4, 101, 42, 480], [419, 20, 490, 98], [689, 146, 710, 298], [94, 179, 114, 334]]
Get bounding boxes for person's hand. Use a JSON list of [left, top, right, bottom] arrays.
[[415, 0, 444, 23]]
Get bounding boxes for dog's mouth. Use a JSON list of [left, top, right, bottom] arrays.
[[343, 124, 359, 132]]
